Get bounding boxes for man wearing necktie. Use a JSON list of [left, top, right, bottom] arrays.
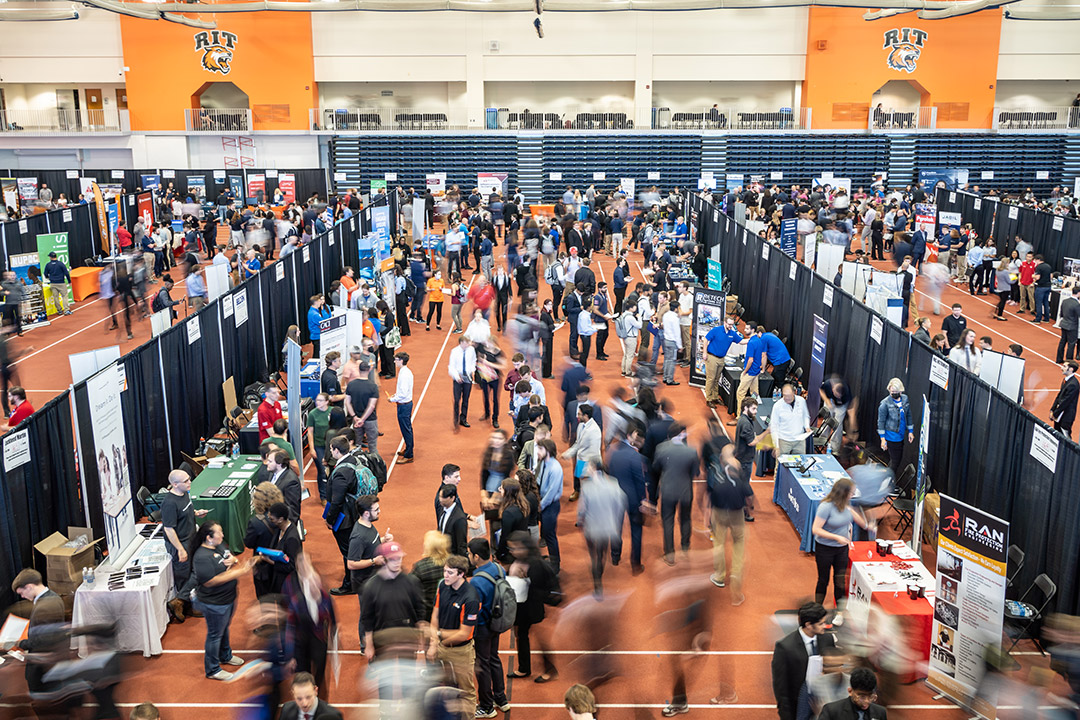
[[817, 668, 888, 720], [449, 337, 476, 431], [771, 602, 837, 720], [278, 672, 344, 720]]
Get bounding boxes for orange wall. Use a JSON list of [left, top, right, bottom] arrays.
[[803, 8, 1002, 130], [120, 12, 317, 131]]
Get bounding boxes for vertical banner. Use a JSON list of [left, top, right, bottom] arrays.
[[285, 339, 303, 465], [425, 173, 446, 197], [707, 259, 722, 290], [689, 287, 726, 387], [37, 233, 72, 314], [1, 178, 18, 211], [278, 173, 295, 204], [478, 172, 509, 197], [228, 175, 244, 201], [807, 315, 829, 417], [928, 495, 1009, 720], [86, 363, 136, 555], [913, 395, 930, 555], [247, 173, 266, 203], [92, 183, 110, 255], [915, 203, 937, 239], [372, 205, 393, 272], [17, 177, 38, 203], [187, 176, 206, 199], [412, 195, 427, 241], [140, 174, 161, 191], [137, 192, 154, 230], [780, 217, 798, 259]]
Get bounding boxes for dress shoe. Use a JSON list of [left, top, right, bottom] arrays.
[[631, 564, 645, 576], [664, 381, 681, 386], [459, 420, 471, 428], [330, 585, 354, 596], [492, 417, 500, 428], [569, 491, 580, 502], [397, 457, 414, 464]]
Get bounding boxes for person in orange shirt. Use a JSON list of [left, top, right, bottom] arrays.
[[340, 267, 359, 305], [425, 271, 446, 331]]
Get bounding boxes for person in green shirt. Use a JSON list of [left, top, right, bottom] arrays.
[[260, 418, 300, 476], [306, 392, 332, 501]]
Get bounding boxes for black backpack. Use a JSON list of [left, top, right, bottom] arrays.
[[356, 451, 388, 490], [474, 567, 518, 633]]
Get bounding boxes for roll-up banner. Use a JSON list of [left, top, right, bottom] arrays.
[[86, 362, 136, 555], [689, 287, 726, 387]]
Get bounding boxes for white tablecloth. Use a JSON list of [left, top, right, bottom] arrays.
[[71, 539, 173, 657]]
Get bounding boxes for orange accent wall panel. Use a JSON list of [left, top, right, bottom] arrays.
[[803, 7, 1001, 130], [119, 12, 316, 131]]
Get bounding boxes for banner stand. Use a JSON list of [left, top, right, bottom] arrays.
[[689, 287, 726, 388]]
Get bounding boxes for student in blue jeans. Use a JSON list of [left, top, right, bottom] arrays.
[[191, 521, 259, 680], [535, 439, 563, 573]]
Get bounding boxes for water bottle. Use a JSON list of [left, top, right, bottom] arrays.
[[87, 566, 95, 586], [81, 567, 89, 586], [232, 442, 240, 460]]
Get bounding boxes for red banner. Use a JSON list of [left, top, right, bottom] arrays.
[[247, 174, 266, 203], [137, 191, 154, 230], [278, 173, 295, 204]]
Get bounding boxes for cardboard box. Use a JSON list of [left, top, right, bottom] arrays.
[[33, 526, 101, 586], [922, 492, 941, 551]]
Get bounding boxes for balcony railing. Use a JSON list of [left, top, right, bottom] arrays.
[[654, 107, 811, 131], [0, 108, 128, 135], [184, 108, 252, 132], [868, 106, 936, 131], [994, 106, 1080, 131], [311, 107, 468, 131]]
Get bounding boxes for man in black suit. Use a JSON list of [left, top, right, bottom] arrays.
[[771, 602, 836, 720], [1052, 360, 1080, 440], [605, 421, 649, 574], [434, 464, 464, 524], [268, 450, 302, 522], [11, 569, 66, 700], [437, 483, 469, 556], [279, 672, 344, 720], [817, 667, 888, 720]]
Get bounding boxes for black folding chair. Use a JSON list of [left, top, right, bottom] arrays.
[[1006, 544, 1025, 592], [893, 473, 927, 540], [1005, 573, 1056, 654], [886, 463, 916, 530]]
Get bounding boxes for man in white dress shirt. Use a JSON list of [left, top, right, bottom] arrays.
[[449, 337, 476, 431], [771, 383, 811, 456], [388, 352, 414, 463]]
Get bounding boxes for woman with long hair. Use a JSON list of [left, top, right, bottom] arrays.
[[496, 477, 531, 563], [481, 429, 516, 543], [931, 333, 949, 356], [450, 272, 467, 334], [504, 530, 559, 683], [993, 256, 1013, 320], [410, 530, 450, 620], [810, 478, 872, 613], [244, 481, 284, 598], [948, 328, 983, 374], [515, 468, 542, 545], [375, 300, 396, 379], [283, 552, 337, 699], [190, 520, 259, 680]]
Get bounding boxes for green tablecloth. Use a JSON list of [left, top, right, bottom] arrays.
[[191, 456, 261, 553]]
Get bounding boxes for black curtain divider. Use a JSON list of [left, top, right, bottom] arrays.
[[0, 453, 22, 614], [0, 202, 100, 269], [121, 343, 172, 500], [200, 307, 227, 436], [296, 243, 320, 327], [159, 321, 208, 461], [2, 212, 49, 257], [1047, 444, 1080, 614], [259, 257, 299, 362]]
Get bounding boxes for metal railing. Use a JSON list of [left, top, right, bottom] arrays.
[[652, 107, 811, 131], [311, 107, 468, 131], [0, 108, 127, 134], [994, 106, 1080, 131], [184, 108, 252, 132], [868, 106, 936, 131]]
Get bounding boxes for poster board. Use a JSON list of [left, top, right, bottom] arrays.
[[205, 263, 230, 302], [68, 345, 122, 386], [815, 243, 846, 284], [689, 287, 726, 387], [477, 172, 508, 197], [86, 362, 136, 555], [2, 178, 19, 211], [978, 351, 1025, 403], [928, 495, 1008, 720]]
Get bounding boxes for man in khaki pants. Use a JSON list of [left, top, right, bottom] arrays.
[[730, 323, 764, 425], [428, 555, 480, 715], [707, 443, 754, 604]]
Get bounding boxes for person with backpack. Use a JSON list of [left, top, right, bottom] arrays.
[[468, 538, 514, 718], [615, 301, 642, 377], [326, 437, 367, 596], [545, 254, 566, 321]]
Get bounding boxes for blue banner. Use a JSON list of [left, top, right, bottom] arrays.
[[187, 176, 206, 198], [919, 168, 968, 191], [807, 314, 828, 418], [780, 217, 798, 259], [228, 175, 244, 200], [140, 174, 161, 191], [107, 201, 119, 249], [707, 259, 722, 289]]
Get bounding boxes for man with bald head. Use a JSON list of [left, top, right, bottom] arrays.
[[162, 468, 209, 620]]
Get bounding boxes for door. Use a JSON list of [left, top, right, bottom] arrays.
[[85, 88, 103, 128]]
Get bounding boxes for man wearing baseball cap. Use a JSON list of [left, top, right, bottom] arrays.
[[359, 541, 426, 670]]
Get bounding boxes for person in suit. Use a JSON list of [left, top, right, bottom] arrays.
[[268, 502, 303, 594], [244, 481, 284, 598], [437, 483, 469, 556], [771, 602, 837, 720], [279, 672, 344, 720], [605, 421, 649, 574], [268, 450, 302, 522], [434, 463, 464, 523], [11, 569, 66, 698], [284, 554, 337, 700], [1052, 360, 1080, 439], [817, 667, 888, 720]]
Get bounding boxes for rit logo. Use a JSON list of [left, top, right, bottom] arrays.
[[194, 31, 238, 51], [883, 28, 928, 48]]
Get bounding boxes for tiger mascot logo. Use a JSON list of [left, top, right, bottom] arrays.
[[887, 44, 921, 74], [194, 31, 239, 75], [883, 28, 927, 74], [201, 46, 233, 75]]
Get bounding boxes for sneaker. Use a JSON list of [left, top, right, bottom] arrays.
[[662, 703, 689, 717], [710, 575, 726, 588], [222, 655, 245, 666], [475, 708, 497, 719], [496, 700, 512, 713], [208, 670, 234, 681]]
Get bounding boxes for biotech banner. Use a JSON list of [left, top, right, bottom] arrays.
[[928, 494, 1009, 720], [477, 172, 508, 197], [86, 362, 136, 555], [807, 315, 828, 417], [689, 287, 726, 387]]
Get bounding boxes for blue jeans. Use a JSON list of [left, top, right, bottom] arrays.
[[397, 401, 414, 458], [1035, 286, 1051, 322], [651, 334, 662, 364], [193, 598, 235, 677], [540, 502, 561, 570], [314, 445, 328, 500]]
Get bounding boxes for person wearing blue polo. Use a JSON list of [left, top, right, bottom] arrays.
[[760, 329, 792, 390], [308, 294, 331, 344], [703, 316, 744, 407], [732, 323, 764, 425], [672, 216, 689, 249]]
